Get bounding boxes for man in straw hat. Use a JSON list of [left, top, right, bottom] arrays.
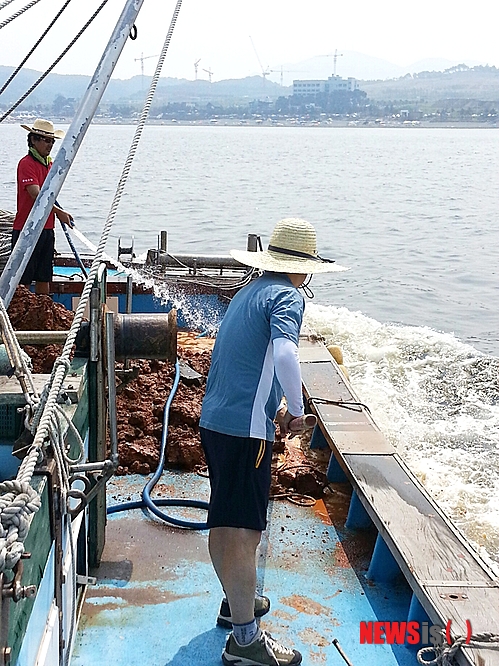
[[199, 218, 347, 666], [13, 119, 73, 295]]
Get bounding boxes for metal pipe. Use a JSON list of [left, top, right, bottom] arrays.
[[105, 311, 119, 467], [124, 274, 133, 370], [160, 230, 168, 252], [247, 234, 260, 252], [14, 330, 69, 344], [70, 461, 108, 473], [90, 287, 99, 363], [0, 0, 147, 308], [332, 639, 354, 666], [125, 274, 133, 314], [153, 254, 244, 269]]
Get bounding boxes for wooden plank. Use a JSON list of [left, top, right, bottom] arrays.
[[298, 345, 332, 362], [301, 361, 354, 402], [344, 454, 495, 587], [298, 335, 499, 665], [0, 375, 82, 405], [424, 587, 499, 666], [345, 454, 499, 666], [331, 431, 394, 454], [314, 401, 377, 430]]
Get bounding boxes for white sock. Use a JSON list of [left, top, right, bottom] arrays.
[[233, 620, 259, 646]]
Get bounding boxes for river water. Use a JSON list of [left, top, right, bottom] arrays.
[[1, 122, 498, 565]]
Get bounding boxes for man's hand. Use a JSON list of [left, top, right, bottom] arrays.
[[55, 208, 74, 228], [275, 407, 302, 439]]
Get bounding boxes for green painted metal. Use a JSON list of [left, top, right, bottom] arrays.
[[7, 475, 52, 665]]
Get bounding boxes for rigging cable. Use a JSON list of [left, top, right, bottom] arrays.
[[0, 0, 74, 96], [0, 0, 110, 122], [0, 0, 44, 30], [0, 0, 17, 12]]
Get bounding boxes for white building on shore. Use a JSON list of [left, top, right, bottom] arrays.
[[293, 75, 359, 97]]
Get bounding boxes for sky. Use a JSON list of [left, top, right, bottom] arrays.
[[1, 0, 498, 84]]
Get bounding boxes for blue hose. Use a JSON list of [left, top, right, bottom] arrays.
[[107, 360, 209, 529]]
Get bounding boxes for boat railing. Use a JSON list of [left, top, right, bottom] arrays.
[[298, 331, 499, 666]]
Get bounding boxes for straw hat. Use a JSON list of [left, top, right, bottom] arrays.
[[21, 118, 65, 139], [231, 218, 348, 274]]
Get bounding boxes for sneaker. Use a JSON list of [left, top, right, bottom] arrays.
[[217, 595, 271, 629], [222, 630, 302, 666]]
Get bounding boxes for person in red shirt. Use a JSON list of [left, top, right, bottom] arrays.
[[13, 118, 73, 295]]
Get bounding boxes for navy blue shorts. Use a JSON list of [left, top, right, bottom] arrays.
[[12, 228, 55, 284], [200, 427, 273, 531]]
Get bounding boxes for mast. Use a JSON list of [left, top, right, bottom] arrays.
[[0, 0, 147, 307]]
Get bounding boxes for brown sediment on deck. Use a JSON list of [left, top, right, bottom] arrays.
[[115, 336, 211, 475], [7, 285, 75, 373], [6, 289, 334, 502], [281, 594, 339, 623], [116, 332, 331, 499]]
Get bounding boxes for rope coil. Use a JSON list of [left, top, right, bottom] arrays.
[[417, 631, 499, 665], [0, 480, 41, 570]]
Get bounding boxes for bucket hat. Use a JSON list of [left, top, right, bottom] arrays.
[[21, 118, 65, 139], [231, 218, 348, 274]]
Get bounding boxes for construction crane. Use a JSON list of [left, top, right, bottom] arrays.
[[249, 35, 270, 93], [269, 66, 305, 87], [194, 58, 201, 80], [134, 52, 159, 89], [320, 49, 343, 76], [332, 49, 343, 76], [203, 67, 213, 83]]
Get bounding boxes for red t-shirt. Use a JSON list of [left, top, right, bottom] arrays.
[[13, 154, 55, 231]]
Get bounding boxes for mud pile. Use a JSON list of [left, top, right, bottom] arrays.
[[7, 285, 74, 373], [116, 347, 209, 475], [5, 289, 329, 498], [116, 338, 329, 498]]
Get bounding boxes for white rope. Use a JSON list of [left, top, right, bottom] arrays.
[[0, 480, 41, 571], [0, 302, 38, 403], [417, 631, 499, 664]]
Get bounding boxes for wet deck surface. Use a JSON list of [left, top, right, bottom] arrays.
[[72, 473, 417, 666]]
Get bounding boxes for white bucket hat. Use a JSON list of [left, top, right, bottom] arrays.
[[231, 218, 349, 274], [21, 118, 65, 139]]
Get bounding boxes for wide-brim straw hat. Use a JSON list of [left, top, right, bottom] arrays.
[[21, 118, 65, 139], [231, 218, 349, 274]]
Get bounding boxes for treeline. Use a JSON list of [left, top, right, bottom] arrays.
[[4, 87, 498, 123]]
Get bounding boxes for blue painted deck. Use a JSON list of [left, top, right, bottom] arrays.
[[72, 473, 418, 666]]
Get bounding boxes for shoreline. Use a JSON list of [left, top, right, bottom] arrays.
[[2, 117, 497, 129], [94, 118, 499, 129], [93, 118, 499, 129]]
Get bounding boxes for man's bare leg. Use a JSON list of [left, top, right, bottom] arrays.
[[209, 526, 261, 624]]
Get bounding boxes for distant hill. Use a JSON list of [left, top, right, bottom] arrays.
[[1, 62, 498, 111], [267, 51, 485, 86], [361, 65, 499, 103], [0, 66, 288, 108]]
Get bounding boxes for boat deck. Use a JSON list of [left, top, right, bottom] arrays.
[[72, 473, 416, 666]]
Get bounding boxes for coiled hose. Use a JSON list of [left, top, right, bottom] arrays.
[[107, 360, 209, 529]]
